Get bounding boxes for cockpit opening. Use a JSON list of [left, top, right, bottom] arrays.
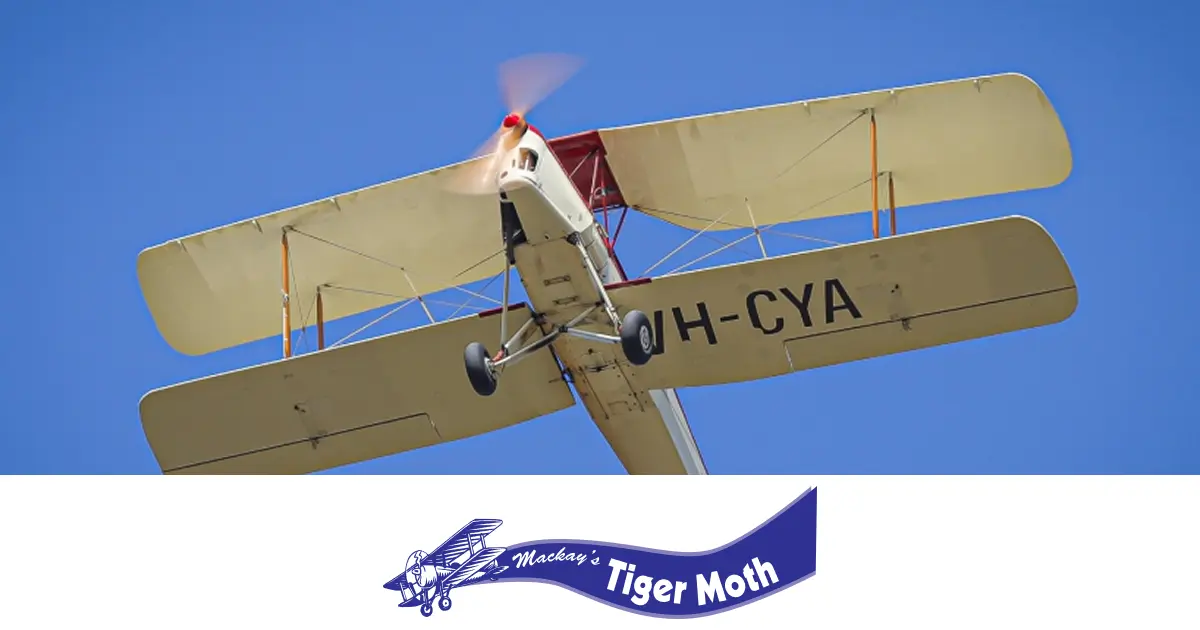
[[517, 148, 539, 172]]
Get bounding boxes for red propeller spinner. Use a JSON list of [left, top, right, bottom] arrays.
[[446, 53, 583, 195]]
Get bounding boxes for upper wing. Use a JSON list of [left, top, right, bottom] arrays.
[[597, 73, 1071, 231], [427, 519, 504, 567], [609, 216, 1077, 389], [136, 155, 505, 356], [139, 306, 572, 474]]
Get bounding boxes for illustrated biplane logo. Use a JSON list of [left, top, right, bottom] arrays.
[[383, 488, 817, 618]]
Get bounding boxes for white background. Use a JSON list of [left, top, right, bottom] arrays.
[[1, 476, 1196, 629]]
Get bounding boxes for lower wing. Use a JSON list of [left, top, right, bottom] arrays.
[[139, 305, 574, 474], [610, 215, 1077, 389], [443, 547, 507, 589]]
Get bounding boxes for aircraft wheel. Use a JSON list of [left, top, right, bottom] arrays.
[[438, 596, 452, 611], [420, 603, 433, 617], [464, 342, 497, 396], [620, 310, 654, 366]]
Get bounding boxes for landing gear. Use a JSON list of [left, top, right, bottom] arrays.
[[420, 603, 433, 617], [460, 203, 526, 398], [464, 342, 497, 396], [461, 230, 655, 397], [438, 596, 452, 611], [620, 310, 654, 366]]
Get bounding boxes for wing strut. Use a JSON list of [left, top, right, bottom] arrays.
[[868, 109, 898, 239], [888, 171, 897, 236], [870, 109, 879, 239], [282, 229, 292, 358], [316, 287, 325, 350]]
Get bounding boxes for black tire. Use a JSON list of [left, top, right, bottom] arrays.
[[620, 310, 654, 366], [438, 596, 452, 611], [420, 604, 433, 617], [464, 342, 497, 396]]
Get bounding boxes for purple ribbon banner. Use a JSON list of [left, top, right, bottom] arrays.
[[491, 488, 817, 618]]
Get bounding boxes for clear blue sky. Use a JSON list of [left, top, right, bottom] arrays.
[[1, 0, 1194, 474]]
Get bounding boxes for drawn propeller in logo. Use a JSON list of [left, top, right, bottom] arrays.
[[405, 550, 437, 589]]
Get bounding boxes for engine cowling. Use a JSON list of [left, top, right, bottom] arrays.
[[404, 550, 437, 589]]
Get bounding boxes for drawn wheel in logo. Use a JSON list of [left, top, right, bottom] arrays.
[[438, 596, 452, 611], [420, 603, 433, 617]]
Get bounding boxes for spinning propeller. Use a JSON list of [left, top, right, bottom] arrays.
[[447, 53, 583, 195]]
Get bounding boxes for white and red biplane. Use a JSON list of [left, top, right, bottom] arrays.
[[136, 56, 1078, 475]]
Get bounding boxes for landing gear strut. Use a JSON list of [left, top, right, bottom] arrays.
[[462, 230, 654, 397]]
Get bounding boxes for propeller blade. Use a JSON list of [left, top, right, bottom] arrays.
[[498, 52, 584, 116], [445, 125, 508, 195], [440, 53, 583, 197]]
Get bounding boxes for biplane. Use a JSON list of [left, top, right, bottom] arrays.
[[136, 54, 1078, 475], [383, 518, 508, 617]]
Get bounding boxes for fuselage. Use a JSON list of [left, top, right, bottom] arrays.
[[493, 124, 707, 475]]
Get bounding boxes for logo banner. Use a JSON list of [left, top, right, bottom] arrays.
[[385, 487, 816, 618]]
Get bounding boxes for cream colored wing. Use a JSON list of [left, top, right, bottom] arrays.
[[609, 216, 1077, 389], [598, 73, 1071, 230], [137, 155, 505, 356], [139, 305, 573, 474]]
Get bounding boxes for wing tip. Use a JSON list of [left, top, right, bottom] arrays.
[[136, 243, 230, 357], [995, 71, 1074, 187], [992, 214, 1080, 324]]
